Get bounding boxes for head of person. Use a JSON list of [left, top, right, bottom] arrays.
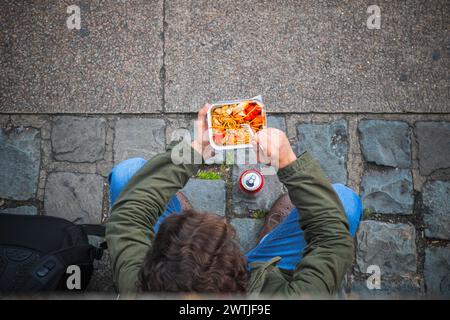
[[138, 209, 248, 294]]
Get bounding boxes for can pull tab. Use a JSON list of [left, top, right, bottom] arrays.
[[244, 173, 256, 188]]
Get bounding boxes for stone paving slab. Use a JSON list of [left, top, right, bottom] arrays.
[[180, 178, 226, 216], [356, 220, 417, 276], [422, 180, 450, 240], [44, 172, 104, 224], [424, 247, 450, 297], [415, 122, 450, 175], [0, 127, 41, 200], [361, 168, 413, 214], [113, 118, 166, 164], [359, 120, 411, 168], [164, 0, 449, 113], [230, 218, 264, 253], [165, 116, 195, 145], [52, 116, 107, 163], [296, 120, 348, 184], [266, 115, 287, 132], [1, 1, 448, 114], [0, 0, 163, 113]]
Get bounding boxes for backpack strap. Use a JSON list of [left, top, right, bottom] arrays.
[[81, 224, 108, 251], [81, 224, 106, 237]]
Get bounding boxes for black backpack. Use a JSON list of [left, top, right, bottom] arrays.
[[0, 213, 107, 294]]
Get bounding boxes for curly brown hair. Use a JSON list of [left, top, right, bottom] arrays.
[[138, 209, 248, 293]]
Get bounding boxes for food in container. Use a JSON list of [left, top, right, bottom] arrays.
[[207, 98, 266, 150]]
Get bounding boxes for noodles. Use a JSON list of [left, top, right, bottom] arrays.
[[210, 101, 265, 146]]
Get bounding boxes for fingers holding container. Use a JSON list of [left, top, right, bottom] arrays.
[[252, 128, 297, 169]]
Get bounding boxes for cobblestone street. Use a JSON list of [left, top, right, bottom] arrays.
[[1, 0, 449, 298]]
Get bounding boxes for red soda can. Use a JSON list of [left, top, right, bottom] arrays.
[[239, 169, 264, 195]]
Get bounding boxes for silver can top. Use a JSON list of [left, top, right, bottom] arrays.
[[240, 171, 263, 192]]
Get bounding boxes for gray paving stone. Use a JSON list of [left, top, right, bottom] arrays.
[[297, 120, 348, 184], [415, 122, 450, 175], [205, 150, 225, 165], [0, 127, 40, 200], [358, 120, 411, 168], [0, 115, 9, 127], [44, 172, 103, 224], [0, 205, 37, 215], [230, 218, 264, 253], [113, 118, 166, 164], [349, 279, 423, 299], [180, 178, 226, 216], [2, 1, 448, 114], [165, 117, 194, 145], [52, 116, 106, 162], [267, 116, 286, 132], [164, 1, 448, 113], [423, 180, 450, 240], [424, 247, 450, 297], [356, 221, 417, 276], [0, 0, 163, 113], [231, 164, 285, 215], [361, 169, 414, 214], [9, 115, 47, 129]]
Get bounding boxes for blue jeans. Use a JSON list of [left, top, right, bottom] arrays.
[[108, 158, 363, 271]]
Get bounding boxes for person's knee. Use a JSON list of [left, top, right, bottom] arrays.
[[108, 157, 147, 185], [332, 183, 363, 236], [108, 157, 148, 206]]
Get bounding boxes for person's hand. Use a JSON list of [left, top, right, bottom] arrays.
[[251, 128, 297, 169], [191, 104, 214, 160]]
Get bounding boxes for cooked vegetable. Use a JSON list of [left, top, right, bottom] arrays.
[[210, 101, 265, 146]]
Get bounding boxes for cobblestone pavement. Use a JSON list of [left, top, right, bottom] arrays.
[[1, 0, 449, 298]]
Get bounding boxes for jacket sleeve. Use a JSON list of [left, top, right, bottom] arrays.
[[276, 152, 354, 296], [105, 140, 201, 294]]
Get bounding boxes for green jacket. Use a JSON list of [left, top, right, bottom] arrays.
[[106, 141, 354, 297]]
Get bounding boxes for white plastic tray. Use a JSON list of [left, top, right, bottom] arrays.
[[207, 96, 267, 150]]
